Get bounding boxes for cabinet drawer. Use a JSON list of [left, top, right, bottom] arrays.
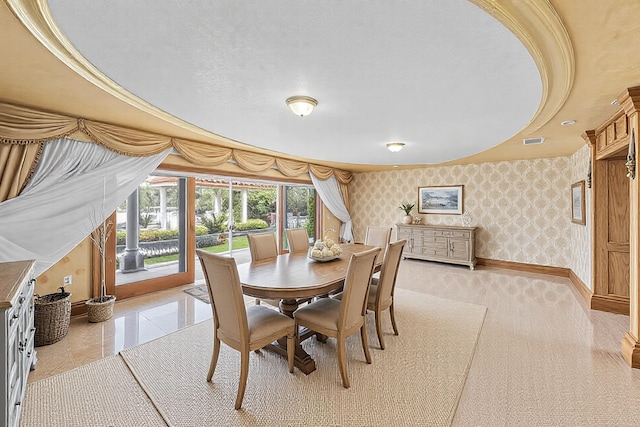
[[422, 236, 447, 245], [451, 231, 470, 238], [421, 248, 448, 257], [422, 229, 451, 237]]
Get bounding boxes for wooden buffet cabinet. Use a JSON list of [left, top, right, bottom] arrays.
[[396, 224, 477, 270], [0, 260, 36, 427]]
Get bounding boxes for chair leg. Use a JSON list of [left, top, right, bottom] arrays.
[[286, 333, 295, 373], [337, 336, 350, 388], [389, 302, 399, 335], [360, 324, 372, 364], [374, 310, 385, 350], [235, 350, 250, 410], [255, 298, 261, 305], [207, 336, 221, 382]]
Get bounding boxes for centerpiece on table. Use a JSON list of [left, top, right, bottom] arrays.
[[308, 237, 342, 262]]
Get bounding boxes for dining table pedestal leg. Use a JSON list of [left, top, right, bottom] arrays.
[[261, 298, 317, 374]]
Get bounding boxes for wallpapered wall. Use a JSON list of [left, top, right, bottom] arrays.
[[350, 148, 592, 288]]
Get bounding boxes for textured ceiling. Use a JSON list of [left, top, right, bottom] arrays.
[[47, 0, 540, 167], [2, 1, 640, 172]]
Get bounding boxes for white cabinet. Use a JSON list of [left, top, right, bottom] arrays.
[[397, 224, 476, 270], [1, 260, 36, 427]]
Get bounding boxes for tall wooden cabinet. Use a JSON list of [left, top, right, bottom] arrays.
[[397, 224, 477, 270], [1, 260, 36, 427]]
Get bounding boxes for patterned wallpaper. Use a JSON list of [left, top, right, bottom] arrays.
[[569, 145, 592, 289], [350, 150, 592, 289]]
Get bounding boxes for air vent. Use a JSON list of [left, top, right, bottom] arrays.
[[523, 137, 545, 145]]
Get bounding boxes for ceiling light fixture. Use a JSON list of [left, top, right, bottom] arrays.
[[286, 96, 317, 117], [561, 120, 576, 126], [386, 142, 405, 152]]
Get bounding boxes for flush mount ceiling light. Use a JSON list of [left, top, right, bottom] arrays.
[[286, 96, 317, 117], [561, 120, 576, 126], [386, 142, 405, 152]]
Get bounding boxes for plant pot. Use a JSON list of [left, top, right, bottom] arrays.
[[402, 215, 413, 224], [85, 295, 116, 323]]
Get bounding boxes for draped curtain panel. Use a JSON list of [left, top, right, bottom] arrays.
[[310, 172, 354, 243], [0, 138, 169, 275]]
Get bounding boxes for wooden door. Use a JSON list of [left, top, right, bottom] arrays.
[[593, 157, 630, 314]]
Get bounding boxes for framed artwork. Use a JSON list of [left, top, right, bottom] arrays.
[[571, 181, 586, 225], [418, 185, 463, 214]]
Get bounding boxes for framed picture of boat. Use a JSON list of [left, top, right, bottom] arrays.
[[418, 185, 463, 215]]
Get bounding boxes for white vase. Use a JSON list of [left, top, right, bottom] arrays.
[[402, 215, 413, 224]]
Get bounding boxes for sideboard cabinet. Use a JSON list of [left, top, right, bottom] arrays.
[[396, 224, 477, 270], [0, 260, 36, 427]]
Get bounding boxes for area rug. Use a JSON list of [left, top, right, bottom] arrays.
[[20, 355, 167, 426], [120, 288, 487, 426], [183, 283, 210, 304]]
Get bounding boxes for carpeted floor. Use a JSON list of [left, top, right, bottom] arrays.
[[20, 355, 167, 426], [22, 288, 486, 426]]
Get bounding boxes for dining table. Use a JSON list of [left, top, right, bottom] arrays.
[[236, 243, 378, 374]]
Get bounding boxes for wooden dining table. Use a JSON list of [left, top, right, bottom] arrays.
[[236, 243, 377, 374]]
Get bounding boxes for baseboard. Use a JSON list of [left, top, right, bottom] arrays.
[[568, 269, 594, 309], [590, 294, 629, 315], [71, 300, 87, 317], [476, 258, 570, 277]]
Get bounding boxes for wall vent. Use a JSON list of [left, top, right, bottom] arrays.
[[523, 137, 545, 145]]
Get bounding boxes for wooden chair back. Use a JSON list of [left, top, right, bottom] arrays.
[[196, 250, 248, 344], [286, 228, 310, 253], [247, 232, 278, 261], [374, 239, 407, 307], [364, 226, 391, 266], [339, 247, 380, 330]]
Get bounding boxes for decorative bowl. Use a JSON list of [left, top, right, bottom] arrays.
[[308, 253, 339, 262]]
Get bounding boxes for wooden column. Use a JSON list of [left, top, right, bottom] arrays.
[[619, 87, 640, 367]]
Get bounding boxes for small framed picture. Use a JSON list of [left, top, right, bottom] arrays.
[[571, 181, 586, 225], [418, 185, 463, 215]]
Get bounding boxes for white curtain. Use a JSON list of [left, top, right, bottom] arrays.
[[310, 172, 353, 243], [0, 138, 170, 275]]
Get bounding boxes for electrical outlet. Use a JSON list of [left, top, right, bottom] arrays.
[[63, 275, 72, 286]]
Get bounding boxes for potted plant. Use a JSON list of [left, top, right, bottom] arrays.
[[399, 202, 415, 224], [86, 198, 117, 322]]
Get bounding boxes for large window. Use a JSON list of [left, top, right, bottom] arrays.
[[108, 174, 317, 299]]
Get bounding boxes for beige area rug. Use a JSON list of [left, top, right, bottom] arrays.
[[120, 288, 486, 426], [20, 355, 167, 427]]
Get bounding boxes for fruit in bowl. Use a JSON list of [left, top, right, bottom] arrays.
[[309, 239, 342, 260]]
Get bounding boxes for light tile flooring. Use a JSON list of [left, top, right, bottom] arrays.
[[29, 258, 640, 425]]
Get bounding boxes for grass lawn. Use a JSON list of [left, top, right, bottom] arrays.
[[143, 236, 249, 266]]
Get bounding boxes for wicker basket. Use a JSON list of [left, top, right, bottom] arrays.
[[34, 288, 71, 347], [86, 295, 116, 323]]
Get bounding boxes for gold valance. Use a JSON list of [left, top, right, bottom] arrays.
[[0, 101, 353, 202]]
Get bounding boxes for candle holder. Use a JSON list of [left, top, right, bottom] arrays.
[[626, 129, 636, 180]]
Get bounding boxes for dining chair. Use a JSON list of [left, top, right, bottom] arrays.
[[364, 226, 392, 271], [196, 250, 295, 410], [366, 239, 406, 349], [332, 239, 406, 349], [286, 228, 310, 253], [293, 247, 380, 388], [247, 232, 279, 306]]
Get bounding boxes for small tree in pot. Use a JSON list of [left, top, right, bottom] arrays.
[[86, 200, 117, 322]]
